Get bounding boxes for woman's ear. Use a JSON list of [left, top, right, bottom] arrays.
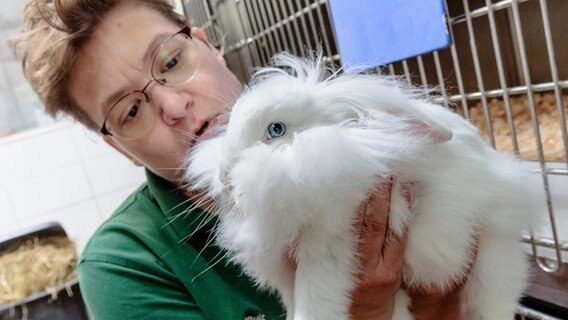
[[191, 26, 226, 66], [103, 136, 144, 167]]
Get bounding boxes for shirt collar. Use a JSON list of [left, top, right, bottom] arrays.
[[145, 169, 217, 240]]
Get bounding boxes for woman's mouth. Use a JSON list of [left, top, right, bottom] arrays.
[[194, 115, 224, 141], [195, 120, 209, 137]]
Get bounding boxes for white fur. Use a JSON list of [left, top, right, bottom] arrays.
[[185, 53, 530, 319]]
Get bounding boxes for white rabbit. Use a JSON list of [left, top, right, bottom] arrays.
[[184, 53, 530, 320]]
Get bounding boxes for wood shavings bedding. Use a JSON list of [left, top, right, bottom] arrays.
[[469, 93, 568, 162]]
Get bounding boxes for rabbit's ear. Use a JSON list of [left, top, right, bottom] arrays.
[[407, 118, 453, 144]]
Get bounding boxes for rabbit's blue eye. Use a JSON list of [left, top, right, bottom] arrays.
[[266, 122, 286, 139]]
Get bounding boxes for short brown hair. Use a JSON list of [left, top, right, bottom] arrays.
[[12, 0, 187, 131]]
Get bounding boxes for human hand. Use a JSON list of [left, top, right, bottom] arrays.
[[349, 179, 409, 320], [348, 179, 477, 320], [405, 240, 478, 320], [406, 284, 465, 320]]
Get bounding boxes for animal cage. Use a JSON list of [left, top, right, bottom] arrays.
[[180, 0, 567, 318]]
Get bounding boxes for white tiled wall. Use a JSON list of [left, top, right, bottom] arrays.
[[0, 178, 17, 235], [0, 119, 145, 252]]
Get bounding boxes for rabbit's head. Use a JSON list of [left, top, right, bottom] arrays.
[[184, 53, 457, 228], [219, 53, 452, 184]]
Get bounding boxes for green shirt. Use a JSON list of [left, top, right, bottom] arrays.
[[78, 169, 286, 320]]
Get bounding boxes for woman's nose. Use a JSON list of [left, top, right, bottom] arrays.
[[148, 84, 191, 126]]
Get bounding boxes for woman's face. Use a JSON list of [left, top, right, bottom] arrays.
[[69, 2, 243, 183]]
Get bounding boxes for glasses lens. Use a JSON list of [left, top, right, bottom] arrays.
[[152, 32, 200, 86], [106, 92, 155, 140]]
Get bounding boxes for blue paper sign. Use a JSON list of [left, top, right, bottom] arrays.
[[328, 0, 451, 71]]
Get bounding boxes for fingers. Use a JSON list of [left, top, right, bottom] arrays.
[[355, 179, 392, 225], [380, 224, 409, 271], [356, 180, 392, 271], [402, 182, 412, 208], [380, 181, 411, 271], [449, 232, 480, 290], [350, 177, 415, 320], [354, 178, 415, 280], [376, 181, 411, 286], [467, 233, 480, 273], [405, 234, 480, 296]]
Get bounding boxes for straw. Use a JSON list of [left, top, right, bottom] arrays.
[[0, 236, 77, 305]]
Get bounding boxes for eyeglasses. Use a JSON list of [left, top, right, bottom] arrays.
[[100, 26, 200, 140]]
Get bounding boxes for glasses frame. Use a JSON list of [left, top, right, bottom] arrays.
[[100, 25, 193, 138]]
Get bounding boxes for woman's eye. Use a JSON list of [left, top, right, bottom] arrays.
[[160, 50, 181, 73], [164, 56, 178, 71], [122, 103, 140, 124], [266, 122, 286, 140]]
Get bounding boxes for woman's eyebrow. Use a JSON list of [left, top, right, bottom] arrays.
[[100, 31, 173, 118], [143, 32, 171, 64], [101, 88, 129, 119]]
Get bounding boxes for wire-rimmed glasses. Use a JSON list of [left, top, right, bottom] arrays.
[[100, 25, 200, 140]]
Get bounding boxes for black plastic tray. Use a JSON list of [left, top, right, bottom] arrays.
[[0, 222, 89, 320]]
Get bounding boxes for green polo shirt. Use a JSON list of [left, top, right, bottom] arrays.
[[78, 169, 286, 320]]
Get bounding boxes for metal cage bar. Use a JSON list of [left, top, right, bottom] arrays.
[[285, 0, 306, 56], [294, 0, 312, 51], [463, 0, 496, 147], [257, 0, 277, 55], [517, 305, 563, 320], [275, 1, 292, 53], [235, 0, 262, 67], [432, 51, 450, 109], [485, 0, 520, 156], [539, 0, 568, 166], [313, 0, 333, 57], [511, 0, 563, 272], [401, 59, 411, 85], [442, 0, 470, 119], [416, 55, 429, 89]]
